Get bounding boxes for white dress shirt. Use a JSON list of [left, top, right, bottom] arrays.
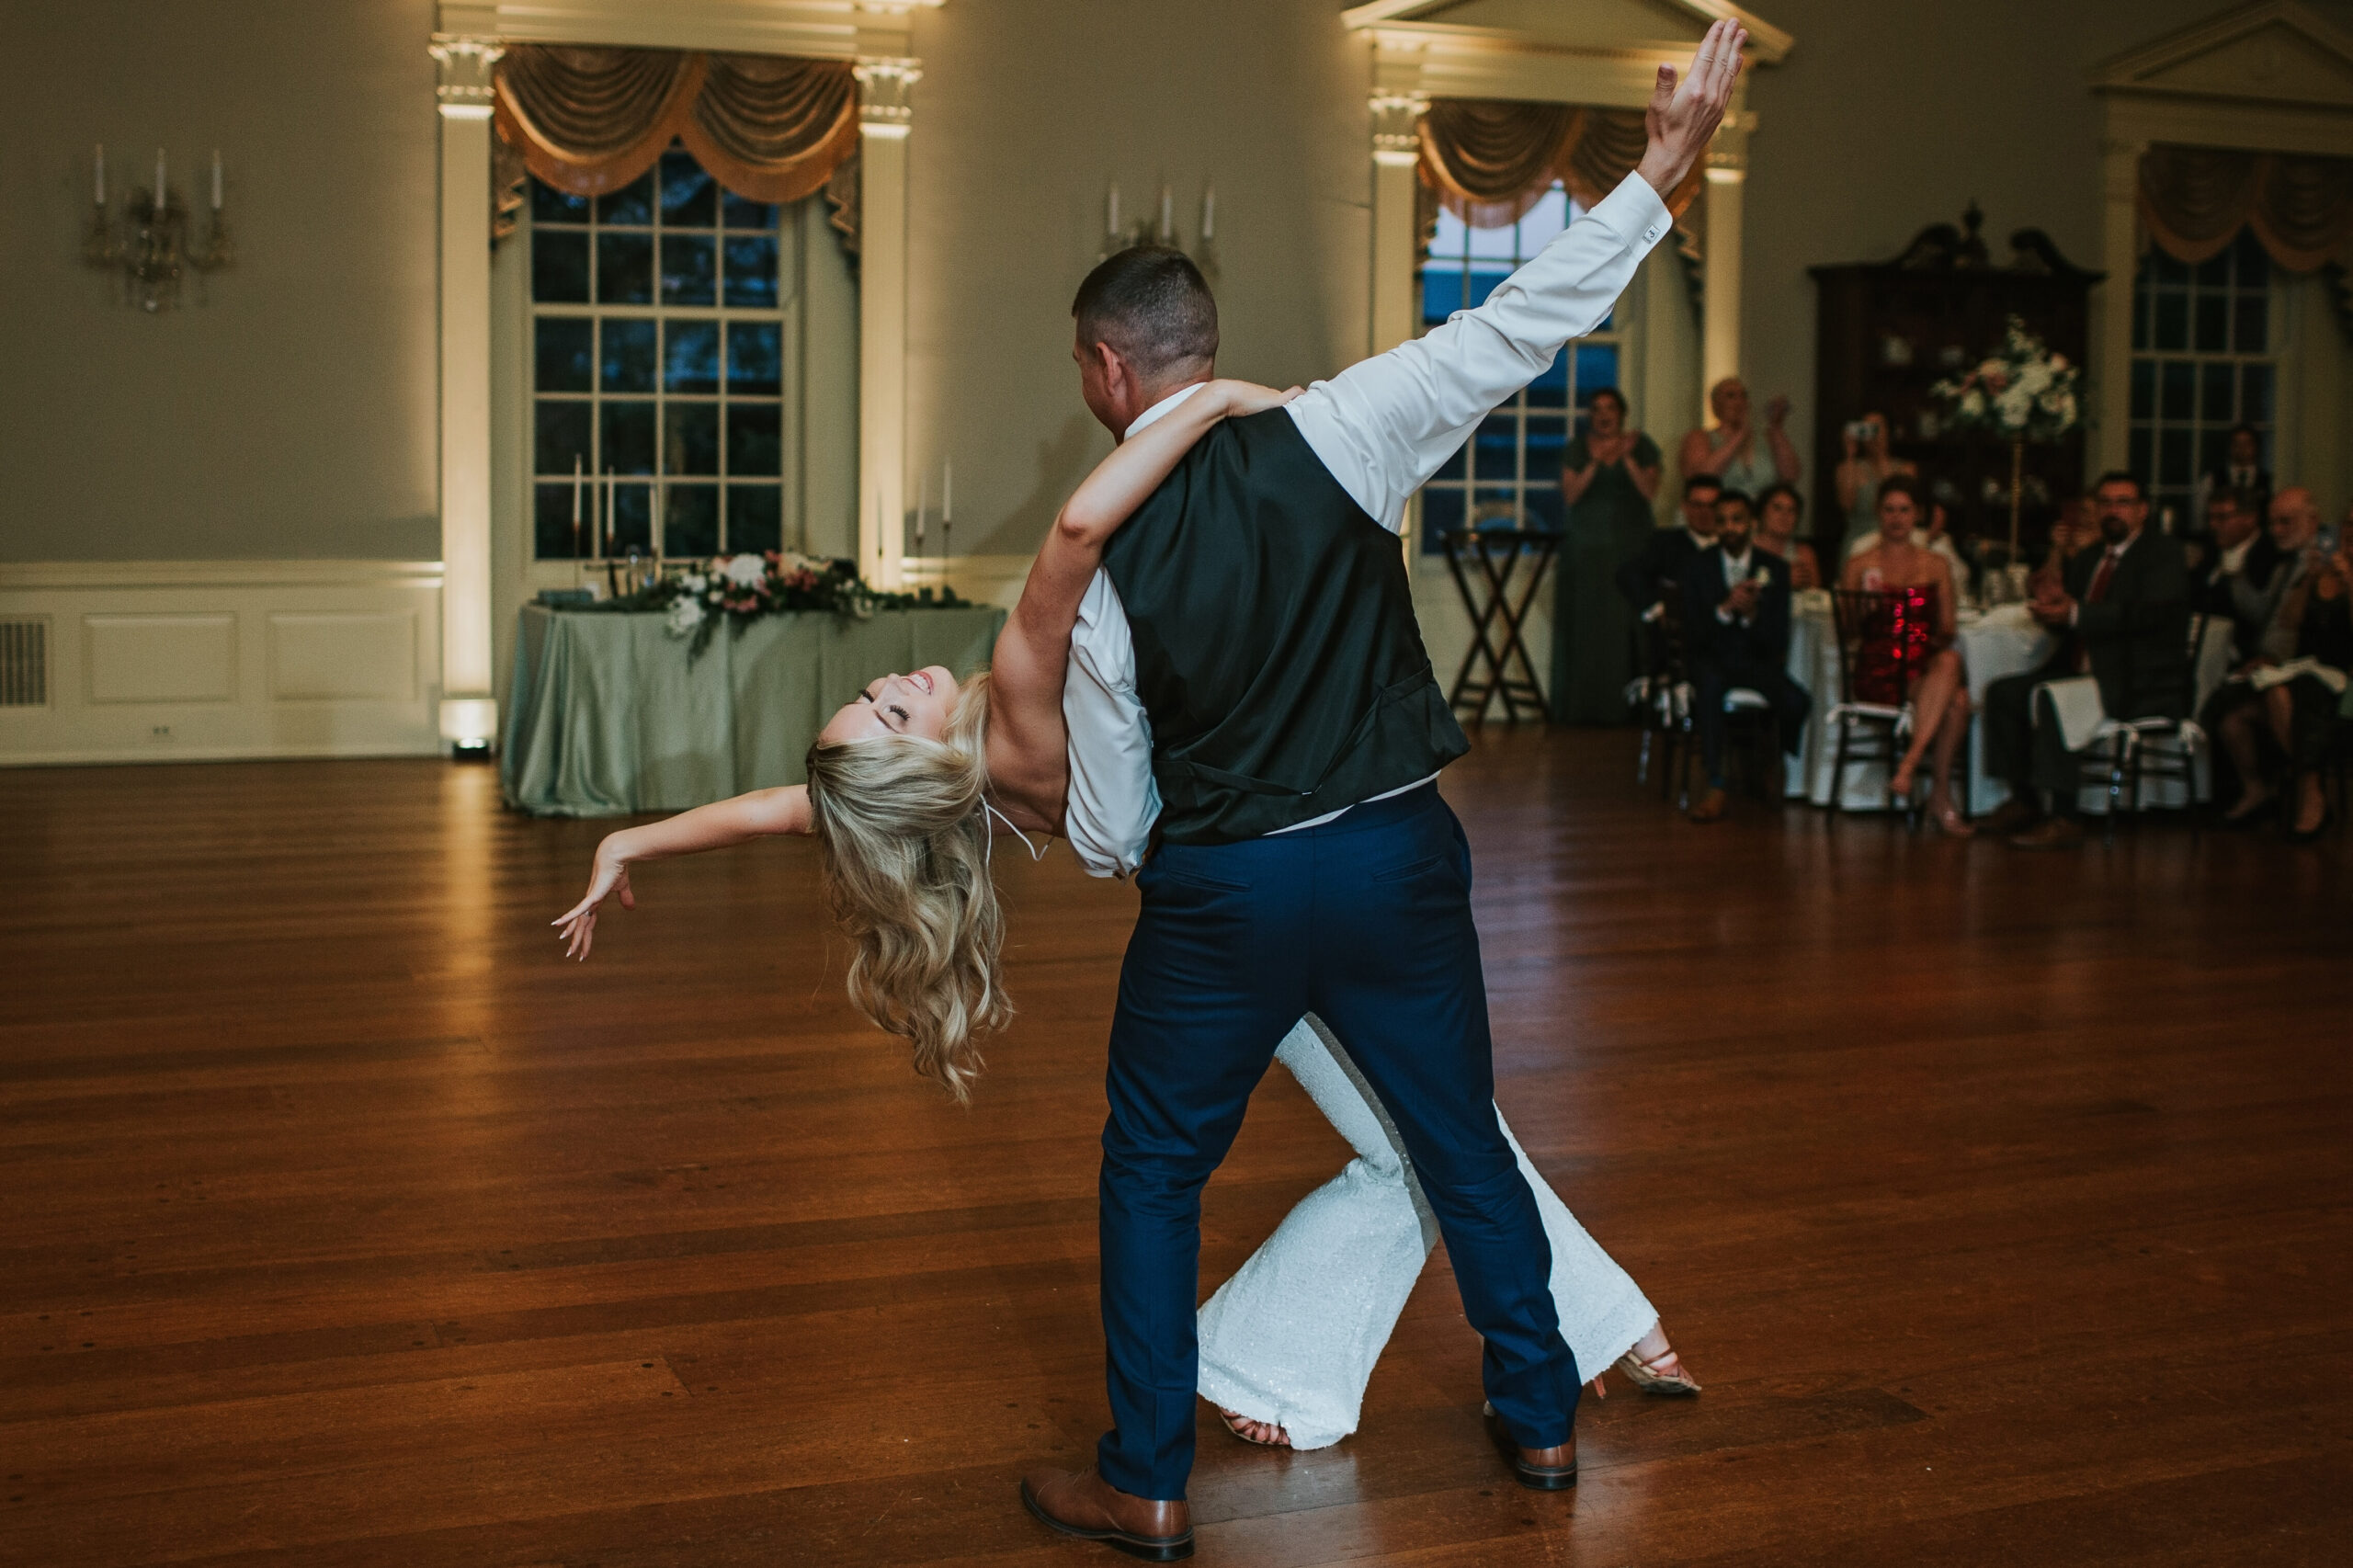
[[1063, 171, 1673, 876]]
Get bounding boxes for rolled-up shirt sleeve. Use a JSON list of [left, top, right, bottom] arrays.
[[1286, 172, 1672, 530], [1062, 568, 1158, 877]]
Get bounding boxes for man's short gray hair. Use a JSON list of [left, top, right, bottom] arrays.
[[1072, 246, 1218, 384]]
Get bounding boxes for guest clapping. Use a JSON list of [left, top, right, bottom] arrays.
[[2193, 487, 2283, 662], [1553, 388, 1665, 722], [1617, 472, 1722, 624], [1756, 483, 1822, 590], [2208, 487, 2336, 834], [1679, 377, 1801, 498], [1681, 490, 1810, 824], [1842, 476, 1972, 835]]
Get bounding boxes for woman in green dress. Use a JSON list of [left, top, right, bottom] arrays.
[[1551, 387, 1664, 722]]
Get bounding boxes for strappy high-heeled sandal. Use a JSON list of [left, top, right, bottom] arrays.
[[1612, 1346, 1701, 1396], [1217, 1406, 1292, 1448]]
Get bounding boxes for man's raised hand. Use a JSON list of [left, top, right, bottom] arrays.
[[1636, 18, 1746, 199]]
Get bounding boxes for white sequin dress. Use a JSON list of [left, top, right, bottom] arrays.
[[1195, 1015, 1658, 1450]]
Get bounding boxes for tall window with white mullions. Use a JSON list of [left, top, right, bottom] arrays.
[[1414, 186, 1624, 554], [527, 145, 823, 562], [2128, 231, 2280, 529]]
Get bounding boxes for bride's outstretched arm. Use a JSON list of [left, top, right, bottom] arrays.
[[984, 380, 1299, 827], [551, 786, 811, 960]]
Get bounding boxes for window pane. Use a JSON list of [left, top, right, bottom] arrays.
[[1523, 487, 1565, 533], [1463, 269, 1508, 311], [600, 401, 657, 473], [2128, 427, 2152, 486], [665, 403, 720, 475], [2153, 292, 2188, 351], [1472, 486, 1518, 527], [2193, 293, 2227, 353], [2234, 231, 2268, 288], [529, 180, 590, 225], [602, 319, 657, 392], [2198, 427, 2233, 479], [535, 400, 591, 474], [722, 191, 777, 230], [536, 483, 587, 560], [2158, 427, 2192, 486], [2131, 285, 2149, 351], [663, 483, 720, 556], [727, 403, 782, 475], [531, 229, 590, 303], [597, 170, 654, 226], [2159, 360, 2194, 421], [660, 234, 716, 306], [1422, 270, 1467, 322], [1434, 442, 1466, 482], [728, 322, 782, 394], [606, 483, 654, 554], [727, 484, 784, 552], [2193, 251, 2230, 289], [1473, 414, 1518, 479], [2129, 358, 2154, 420], [2200, 360, 2235, 424], [597, 233, 654, 304], [2150, 250, 2190, 285], [723, 234, 780, 308], [1523, 414, 1567, 489], [1573, 345, 1619, 403], [659, 149, 716, 227], [2234, 292, 2268, 354], [665, 321, 720, 393], [2240, 362, 2273, 425], [1422, 487, 1466, 544], [536, 317, 594, 392]]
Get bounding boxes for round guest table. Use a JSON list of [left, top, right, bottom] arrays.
[[500, 603, 1006, 817]]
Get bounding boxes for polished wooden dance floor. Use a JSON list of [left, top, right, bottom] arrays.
[[4, 732, 2347, 1565]]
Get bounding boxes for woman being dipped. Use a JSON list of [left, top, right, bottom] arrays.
[[1842, 473, 1972, 835], [552, 375, 1303, 1097]]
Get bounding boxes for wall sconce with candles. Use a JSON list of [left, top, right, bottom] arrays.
[[83, 145, 233, 312], [1101, 177, 1219, 284]]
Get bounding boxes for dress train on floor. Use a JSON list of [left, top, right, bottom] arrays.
[[1196, 1015, 1656, 1450]]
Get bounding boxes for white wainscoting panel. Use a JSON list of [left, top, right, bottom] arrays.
[[0, 562, 444, 766], [84, 613, 239, 705]]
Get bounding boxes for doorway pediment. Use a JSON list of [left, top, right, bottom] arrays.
[[1343, 0, 1791, 64], [2092, 1, 2353, 109]]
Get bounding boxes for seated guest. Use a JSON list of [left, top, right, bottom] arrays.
[[1843, 498, 1965, 574], [2205, 487, 2330, 828], [2030, 494, 2099, 594], [2192, 487, 2284, 659], [1681, 489, 1810, 824], [1841, 475, 1972, 836], [2211, 535, 2349, 841], [1756, 482, 1822, 590], [1679, 377, 1801, 494], [1616, 472, 1722, 622], [2194, 423, 2272, 527], [1980, 472, 2189, 849]]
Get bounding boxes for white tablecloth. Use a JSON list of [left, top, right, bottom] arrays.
[[1785, 599, 2234, 815]]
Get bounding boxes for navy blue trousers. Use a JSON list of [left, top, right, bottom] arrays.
[[1094, 785, 1580, 1499]]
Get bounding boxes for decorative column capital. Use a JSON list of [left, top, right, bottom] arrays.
[[855, 57, 923, 139], [1370, 91, 1427, 167], [429, 34, 505, 119], [1704, 112, 1751, 181]]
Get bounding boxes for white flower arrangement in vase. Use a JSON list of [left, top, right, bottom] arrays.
[[1929, 315, 2082, 566]]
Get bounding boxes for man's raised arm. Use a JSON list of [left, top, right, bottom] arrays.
[[1288, 20, 1746, 531]]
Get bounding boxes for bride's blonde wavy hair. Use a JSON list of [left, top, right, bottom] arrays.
[[804, 673, 1008, 1102]]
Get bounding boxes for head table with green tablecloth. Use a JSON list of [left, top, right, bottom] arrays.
[[501, 603, 1006, 817]]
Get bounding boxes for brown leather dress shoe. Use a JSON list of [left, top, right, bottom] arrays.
[[1020, 1466, 1194, 1561], [1484, 1403, 1577, 1491], [1687, 786, 1729, 824], [2009, 815, 2085, 850], [1978, 796, 2040, 837]]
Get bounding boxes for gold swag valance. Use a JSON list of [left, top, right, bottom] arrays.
[[1416, 98, 1706, 231], [2138, 144, 2353, 274], [494, 45, 861, 206]]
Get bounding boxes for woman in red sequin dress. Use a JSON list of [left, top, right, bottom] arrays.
[[1841, 475, 1972, 835]]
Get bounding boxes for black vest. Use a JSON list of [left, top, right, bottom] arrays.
[[1100, 407, 1468, 845]]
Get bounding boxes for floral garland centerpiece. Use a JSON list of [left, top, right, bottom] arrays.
[[566, 551, 971, 661], [1929, 315, 2082, 562]]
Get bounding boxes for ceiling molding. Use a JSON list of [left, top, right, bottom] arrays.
[[1342, 0, 1792, 65]]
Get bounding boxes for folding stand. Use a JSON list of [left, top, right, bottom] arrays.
[[1438, 527, 1562, 724]]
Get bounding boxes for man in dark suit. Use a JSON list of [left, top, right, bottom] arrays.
[[1680, 488, 1810, 823], [1981, 471, 2189, 849], [2190, 486, 2282, 659], [1616, 471, 1720, 620], [2193, 424, 2272, 529]]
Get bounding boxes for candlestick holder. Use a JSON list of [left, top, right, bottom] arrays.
[[84, 187, 233, 312]]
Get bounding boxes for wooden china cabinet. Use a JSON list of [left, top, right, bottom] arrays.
[[1809, 204, 2102, 567]]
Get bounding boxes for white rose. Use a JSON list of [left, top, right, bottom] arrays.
[[1995, 386, 2034, 428], [2018, 363, 2052, 396], [682, 573, 709, 594], [1961, 390, 1987, 419], [2052, 392, 2078, 426], [665, 596, 707, 636], [722, 553, 767, 587]]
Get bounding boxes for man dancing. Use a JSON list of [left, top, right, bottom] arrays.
[[1018, 22, 1746, 1560]]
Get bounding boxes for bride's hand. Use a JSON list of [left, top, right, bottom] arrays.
[[551, 835, 636, 961], [1212, 380, 1305, 418]]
